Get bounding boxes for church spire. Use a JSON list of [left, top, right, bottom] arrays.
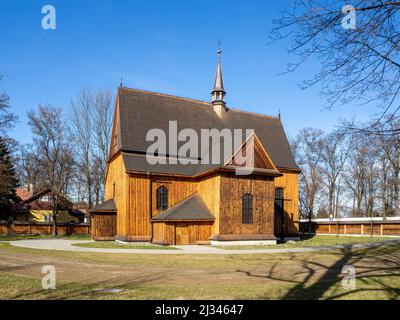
[[211, 47, 227, 117]]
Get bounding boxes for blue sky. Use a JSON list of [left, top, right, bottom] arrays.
[[0, 0, 376, 144]]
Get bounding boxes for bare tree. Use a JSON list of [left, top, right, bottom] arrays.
[[68, 88, 113, 207], [92, 89, 113, 205], [271, 1, 400, 132], [70, 88, 94, 209], [14, 144, 43, 193], [292, 128, 324, 232], [0, 75, 17, 134], [320, 131, 352, 218], [28, 105, 74, 235]]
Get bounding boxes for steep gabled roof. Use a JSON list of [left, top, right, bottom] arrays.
[[153, 193, 214, 221], [112, 87, 300, 174]]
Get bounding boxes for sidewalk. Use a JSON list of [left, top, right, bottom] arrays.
[[7, 239, 400, 255]]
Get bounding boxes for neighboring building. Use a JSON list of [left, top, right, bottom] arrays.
[[11, 188, 84, 223], [90, 49, 301, 245]]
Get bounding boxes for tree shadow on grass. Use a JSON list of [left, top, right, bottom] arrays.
[[237, 243, 400, 300], [8, 273, 164, 300]]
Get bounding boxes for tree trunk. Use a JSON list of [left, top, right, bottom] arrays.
[[52, 215, 57, 236], [394, 169, 399, 210]]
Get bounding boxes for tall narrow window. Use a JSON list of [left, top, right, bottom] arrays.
[[156, 186, 168, 211], [242, 193, 254, 224], [275, 188, 285, 240]]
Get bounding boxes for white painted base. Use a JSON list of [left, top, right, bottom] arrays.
[[115, 240, 151, 245], [211, 240, 277, 246], [306, 233, 400, 238]]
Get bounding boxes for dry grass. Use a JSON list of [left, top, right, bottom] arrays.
[[218, 235, 399, 250], [0, 241, 399, 300]]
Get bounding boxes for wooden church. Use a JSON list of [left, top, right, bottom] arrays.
[[90, 49, 301, 245]]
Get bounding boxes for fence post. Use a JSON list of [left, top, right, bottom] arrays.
[[381, 224, 384, 236]]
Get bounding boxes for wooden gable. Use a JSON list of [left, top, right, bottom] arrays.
[[225, 133, 278, 171], [108, 92, 122, 161]]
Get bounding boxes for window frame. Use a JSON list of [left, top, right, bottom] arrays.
[[242, 193, 254, 224], [156, 186, 169, 211]]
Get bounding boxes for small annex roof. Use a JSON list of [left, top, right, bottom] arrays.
[[89, 199, 117, 213], [153, 193, 214, 221]]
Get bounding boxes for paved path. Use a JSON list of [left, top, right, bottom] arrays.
[[6, 239, 400, 255]]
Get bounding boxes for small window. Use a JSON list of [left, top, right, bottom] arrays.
[[242, 193, 254, 224], [156, 186, 168, 211]]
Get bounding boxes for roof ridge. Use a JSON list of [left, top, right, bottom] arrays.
[[228, 108, 281, 121], [119, 87, 211, 106], [120, 87, 281, 120]]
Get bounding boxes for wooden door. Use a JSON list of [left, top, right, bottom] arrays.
[[175, 223, 189, 245]]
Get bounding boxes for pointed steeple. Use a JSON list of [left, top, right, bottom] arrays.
[[211, 47, 227, 117], [212, 48, 225, 95]]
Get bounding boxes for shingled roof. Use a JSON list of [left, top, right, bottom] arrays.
[[89, 199, 117, 213], [115, 88, 299, 174], [153, 193, 214, 221]]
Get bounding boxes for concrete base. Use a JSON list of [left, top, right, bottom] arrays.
[[211, 239, 277, 246], [283, 236, 301, 241]]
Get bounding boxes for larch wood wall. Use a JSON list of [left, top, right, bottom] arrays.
[[105, 154, 128, 237], [127, 174, 150, 240], [92, 214, 116, 240], [153, 221, 213, 245], [197, 175, 220, 235], [219, 173, 275, 236], [152, 176, 197, 218], [274, 171, 299, 236], [104, 157, 299, 241]]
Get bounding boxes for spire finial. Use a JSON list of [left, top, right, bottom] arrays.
[[120, 77, 123, 88], [278, 109, 281, 120], [212, 43, 226, 97], [211, 43, 226, 118]]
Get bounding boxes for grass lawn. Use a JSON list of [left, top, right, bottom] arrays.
[[0, 241, 399, 300], [217, 235, 400, 250], [0, 234, 91, 241], [71, 241, 179, 250]]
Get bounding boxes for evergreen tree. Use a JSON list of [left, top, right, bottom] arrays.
[[0, 136, 19, 212]]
